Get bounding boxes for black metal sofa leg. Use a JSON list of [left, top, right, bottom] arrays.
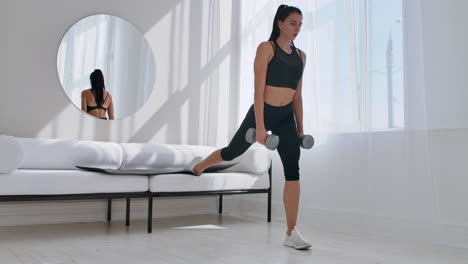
[[126, 198, 130, 227], [148, 196, 153, 233], [268, 190, 272, 222], [267, 163, 272, 222], [107, 199, 112, 222], [218, 195, 223, 214]]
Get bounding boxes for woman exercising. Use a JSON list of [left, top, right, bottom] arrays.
[[81, 69, 115, 120], [191, 5, 311, 249]]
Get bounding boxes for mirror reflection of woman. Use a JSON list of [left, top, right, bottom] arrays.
[[81, 69, 114, 120]]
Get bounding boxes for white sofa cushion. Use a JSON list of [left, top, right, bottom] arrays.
[[16, 137, 123, 170], [0, 135, 24, 174], [0, 170, 148, 195], [120, 143, 203, 172], [120, 143, 270, 174], [149, 172, 270, 192], [223, 145, 271, 175]]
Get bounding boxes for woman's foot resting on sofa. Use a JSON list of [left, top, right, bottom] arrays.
[[185, 157, 204, 176], [193, 149, 224, 175]]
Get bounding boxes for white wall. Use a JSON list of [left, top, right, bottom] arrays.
[[0, 9, 6, 98], [422, 0, 468, 130], [0, 0, 240, 225], [0, 0, 240, 144]]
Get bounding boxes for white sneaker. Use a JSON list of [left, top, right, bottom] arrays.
[[284, 227, 312, 250], [185, 157, 203, 176]]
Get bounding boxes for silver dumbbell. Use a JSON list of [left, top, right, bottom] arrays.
[[245, 128, 279, 150], [300, 135, 314, 149]]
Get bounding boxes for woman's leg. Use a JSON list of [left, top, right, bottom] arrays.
[[272, 113, 301, 235], [193, 149, 223, 175], [284, 181, 300, 235], [194, 105, 256, 174]]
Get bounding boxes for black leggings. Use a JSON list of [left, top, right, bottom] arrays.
[[220, 102, 301, 181]]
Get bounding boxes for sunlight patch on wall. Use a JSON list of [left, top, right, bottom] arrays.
[[150, 122, 168, 143], [141, 6, 174, 133], [219, 0, 232, 48], [180, 100, 189, 144], [216, 55, 231, 147], [198, 79, 210, 144], [200, 0, 210, 69], [36, 104, 96, 140], [171, 0, 190, 92]]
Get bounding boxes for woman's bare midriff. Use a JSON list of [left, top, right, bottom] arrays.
[[263, 85, 296, 106]]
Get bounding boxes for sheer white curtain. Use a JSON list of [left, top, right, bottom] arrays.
[[239, 0, 407, 135], [239, 0, 443, 236]]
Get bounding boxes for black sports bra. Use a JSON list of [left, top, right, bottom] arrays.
[[265, 40, 304, 90], [87, 93, 109, 113]]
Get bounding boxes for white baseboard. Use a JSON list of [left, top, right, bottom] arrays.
[[0, 196, 220, 227]]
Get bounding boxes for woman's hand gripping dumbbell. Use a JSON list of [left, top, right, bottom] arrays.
[[245, 128, 279, 150], [299, 134, 314, 149]]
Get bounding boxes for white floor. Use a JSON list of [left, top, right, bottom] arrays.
[[0, 213, 467, 264]]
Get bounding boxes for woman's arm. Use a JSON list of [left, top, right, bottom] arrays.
[[293, 79, 304, 137], [108, 96, 115, 120], [81, 91, 87, 112], [253, 42, 273, 144], [293, 50, 307, 137]]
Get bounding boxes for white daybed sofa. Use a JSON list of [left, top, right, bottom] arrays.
[[0, 136, 272, 233]]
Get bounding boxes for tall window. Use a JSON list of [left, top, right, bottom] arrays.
[[368, 0, 404, 130], [239, 0, 404, 133]]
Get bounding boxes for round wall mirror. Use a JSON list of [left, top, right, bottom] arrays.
[[57, 14, 156, 120]]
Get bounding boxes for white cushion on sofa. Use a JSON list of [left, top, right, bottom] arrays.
[[120, 143, 270, 174], [0, 169, 148, 195], [16, 137, 123, 170], [149, 172, 270, 192], [0, 135, 24, 174], [120, 143, 204, 171], [223, 145, 271, 174]]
